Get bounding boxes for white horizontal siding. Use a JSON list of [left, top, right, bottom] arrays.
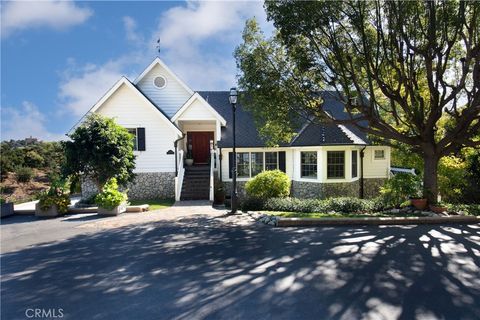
[[95, 83, 178, 173], [177, 99, 218, 121], [136, 64, 192, 118], [363, 146, 390, 178]]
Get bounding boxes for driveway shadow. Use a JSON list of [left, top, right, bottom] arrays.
[[1, 218, 479, 320]]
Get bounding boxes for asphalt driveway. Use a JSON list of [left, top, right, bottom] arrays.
[[1, 207, 479, 320]]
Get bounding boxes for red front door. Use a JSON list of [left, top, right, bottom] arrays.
[[188, 132, 214, 164]]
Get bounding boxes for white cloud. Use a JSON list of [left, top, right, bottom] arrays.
[[154, 0, 273, 90], [123, 16, 143, 45], [58, 59, 126, 116], [57, 1, 273, 118], [1, 0, 92, 38], [1, 101, 66, 141]]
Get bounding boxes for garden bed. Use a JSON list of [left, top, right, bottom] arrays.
[[253, 211, 480, 227]]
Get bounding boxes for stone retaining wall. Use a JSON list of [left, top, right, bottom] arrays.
[[223, 178, 386, 200], [81, 172, 175, 200]]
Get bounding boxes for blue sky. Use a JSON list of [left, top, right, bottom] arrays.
[[1, 0, 271, 141]]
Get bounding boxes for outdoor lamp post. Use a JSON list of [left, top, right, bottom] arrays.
[[229, 87, 238, 214]]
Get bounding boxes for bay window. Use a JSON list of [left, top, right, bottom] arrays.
[[327, 151, 345, 179], [265, 152, 278, 170], [230, 151, 283, 178], [301, 151, 317, 178], [251, 152, 264, 176], [237, 153, 250, 178]]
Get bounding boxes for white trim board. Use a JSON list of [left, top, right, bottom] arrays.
[[171, 92, 227, 125]]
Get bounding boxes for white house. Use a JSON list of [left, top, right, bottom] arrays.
[[75, 58, 390, 201]]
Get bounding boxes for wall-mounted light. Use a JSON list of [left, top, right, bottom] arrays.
[[166, 150, 174, 155]]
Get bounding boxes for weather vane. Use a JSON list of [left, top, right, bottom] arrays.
[[156, 38, 161, 56]]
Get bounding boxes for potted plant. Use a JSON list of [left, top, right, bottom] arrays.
[[214, 181, 225, 204], [185, 149, 194, 166], [404, 176, 427, 210], [429, 202, 448, 214], [95, 178, 128, 215], [35, 180, 70, 217], [1, 198, 14, 218]]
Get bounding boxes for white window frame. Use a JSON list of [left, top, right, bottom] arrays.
[[373, 149, 386, 161], [265, 151, 279, 171], [236, 152, 251, 178], [234, 151, 280, 179], [351, 150, 358, 179], [126, 128, 138, 151], [300, 151, 318, 179], [326, 150, 345, 180]]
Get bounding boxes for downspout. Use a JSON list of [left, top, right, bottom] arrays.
[[174, 134, 186, 176], [360, 146, 367, 199]]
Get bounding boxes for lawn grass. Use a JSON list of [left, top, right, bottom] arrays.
[[269, 211, 421, 219], [129, 198, 175, 211]]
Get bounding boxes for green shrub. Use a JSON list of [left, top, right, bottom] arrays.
[[263, 197, 325, 213], [380, 173, 422, 207], [240, 197, 266, 212], [15, 167, 34, 183], [38, 179, 70, 213], [324, 197, 373, 213], [95, 178, 127, 210], [245, 170, 290, 199], [445, 203, 480, 216], [262, 197, 381, 213]]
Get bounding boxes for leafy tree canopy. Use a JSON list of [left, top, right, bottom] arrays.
[[235, 1, 479, 202], [63, 114, 136, 190]]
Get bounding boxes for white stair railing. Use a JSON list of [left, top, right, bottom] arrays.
[[209, 145, 215, 202], [175, 149, 185, 201]]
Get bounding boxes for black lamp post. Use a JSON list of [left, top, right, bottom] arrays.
[[229, 87, 238, 214]]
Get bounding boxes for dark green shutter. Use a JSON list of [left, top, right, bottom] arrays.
[[228, 152, 233, 178], [279, 151, 286, 172], [137, 128, 146, 151]]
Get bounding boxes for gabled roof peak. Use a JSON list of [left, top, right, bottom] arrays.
[[133, 57, 194, 95]]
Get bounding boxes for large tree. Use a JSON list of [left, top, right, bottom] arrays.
[[63, 114, 136, 191], [235, 0, 479, 202]]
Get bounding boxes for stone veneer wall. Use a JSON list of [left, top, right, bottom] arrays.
[[363, 178, 387, 199], [291, 180, 360, 199], [81, 172, 175, 200], [223, 178, 387, 200], [223, 181, 248, 198]]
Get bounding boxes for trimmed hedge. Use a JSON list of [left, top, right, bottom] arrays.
[[240, 196, 389, 213]]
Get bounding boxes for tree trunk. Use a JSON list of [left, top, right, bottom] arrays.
[[422, 153, 439, 203]]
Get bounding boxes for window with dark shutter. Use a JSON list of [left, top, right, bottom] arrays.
[[137, 127, 146, 151]]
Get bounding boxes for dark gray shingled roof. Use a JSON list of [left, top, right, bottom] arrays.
[[197, 91, 369, 148]]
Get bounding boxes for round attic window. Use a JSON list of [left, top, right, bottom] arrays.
[[153, 75, 167, 89]]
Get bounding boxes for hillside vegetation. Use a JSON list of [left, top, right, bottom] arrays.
[[1, 138, 65, 203]]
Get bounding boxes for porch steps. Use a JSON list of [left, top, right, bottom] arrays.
[[181, 165, 210, 200]]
